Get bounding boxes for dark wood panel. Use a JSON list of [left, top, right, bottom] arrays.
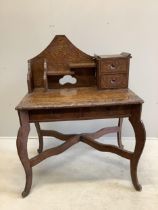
[[29, 105, 133, 122]]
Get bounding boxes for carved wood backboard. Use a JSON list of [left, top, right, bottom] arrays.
[[29, 35, 96, 90]]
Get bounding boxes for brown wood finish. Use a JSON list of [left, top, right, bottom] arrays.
[[16, 87, 143, 110], [117, 118, 124, 149], [16, 111, 32, 197], [28, 35, 96, 90], [100, 74, 128, 89], [16, 35, 146, 197], [96, 53, 131, 89], [34, 122, 43, 153], [129, 106, 146, 191]]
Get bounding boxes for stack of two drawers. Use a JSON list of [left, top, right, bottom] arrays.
[[96, 53, 131, 89]]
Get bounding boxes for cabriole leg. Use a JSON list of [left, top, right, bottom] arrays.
[[16, 111, 32, 197], [129, 105, 146, 191], [117, 118, 124, 149], [35, 122, 43, 153]]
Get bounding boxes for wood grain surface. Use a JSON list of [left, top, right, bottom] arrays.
[[16, 87, 143, 110]]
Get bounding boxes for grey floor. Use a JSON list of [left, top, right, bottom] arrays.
[[0, 137, 158, 210]]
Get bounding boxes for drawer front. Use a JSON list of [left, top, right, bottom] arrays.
[[29, 106, 132, 122], [100, 59, 128, 73], [100, 74, 128, 89]]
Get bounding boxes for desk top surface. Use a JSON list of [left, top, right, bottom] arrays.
[[16, 87, 143, 110]]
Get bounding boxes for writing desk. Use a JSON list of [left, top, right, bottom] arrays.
[[16, 35, 146, 197]]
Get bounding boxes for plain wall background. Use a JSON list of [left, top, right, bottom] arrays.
[[0, 0, 158, 138]]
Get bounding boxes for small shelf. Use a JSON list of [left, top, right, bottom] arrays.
[[69, 62, 96, 69], [47, 70, 74, 76], [47, 66, 74, 76], [46, 62, 96, 76]]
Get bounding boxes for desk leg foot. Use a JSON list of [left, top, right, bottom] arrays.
[[16, 111, 32, 197], [129, 106, 146, 191], [130, 159, 142, 191], [22, 188, 31, 198], [35, 122, 43, 153]]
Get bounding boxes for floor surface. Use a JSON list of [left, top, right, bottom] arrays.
[[0, 138, 158, 210]]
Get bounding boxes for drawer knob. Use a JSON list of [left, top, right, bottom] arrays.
[[111, 79, 116, 84], [109, 64, 116, 70]]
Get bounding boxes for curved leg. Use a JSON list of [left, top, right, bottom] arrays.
[[129, 105, 146, 191], [35, 122, 43, 153], [117, 118, 124, 149], [16, 111, 32, 197]]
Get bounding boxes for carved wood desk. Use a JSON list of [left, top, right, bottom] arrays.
[[16, 35, 146, 197]]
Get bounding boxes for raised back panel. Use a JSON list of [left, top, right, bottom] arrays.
[[29, 35, 96, 89]]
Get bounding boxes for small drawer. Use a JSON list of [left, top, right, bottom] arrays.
[[100, 59, 128, 73], [100, 74, 128, 89]]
